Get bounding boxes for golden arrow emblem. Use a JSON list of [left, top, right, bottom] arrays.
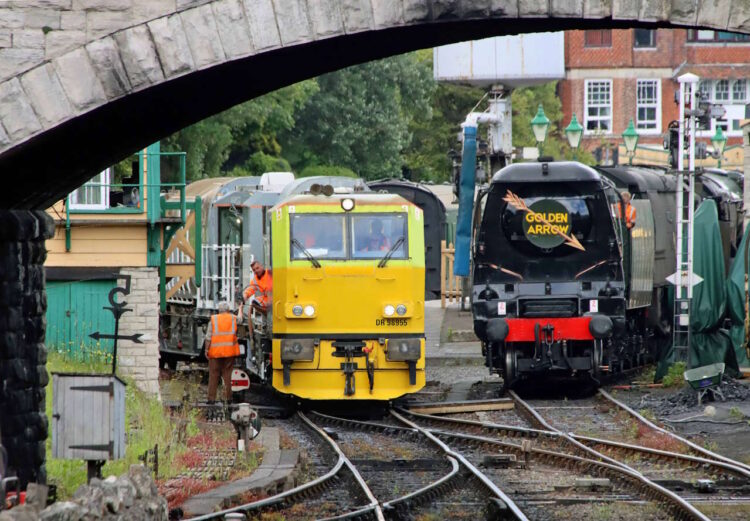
[[503, 190, 585, 251]]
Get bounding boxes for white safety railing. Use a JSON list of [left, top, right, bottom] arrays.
[[197, 244, 242, 311]]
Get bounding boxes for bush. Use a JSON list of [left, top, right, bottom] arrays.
[[661, 361, 687, 387], [299, 165, 358, 178], [244, 152, 292, 176]]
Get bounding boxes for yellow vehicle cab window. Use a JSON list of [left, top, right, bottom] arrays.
[[290, 214, 346, 259], [351, 213, 407, 259]]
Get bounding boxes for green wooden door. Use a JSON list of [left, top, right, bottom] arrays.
[[46, 280, 117, 359]]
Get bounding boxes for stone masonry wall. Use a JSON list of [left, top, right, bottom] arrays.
[[0, 210, 54, 488], [0, 0, 207, 83], [117, 267, 160, 397], [0, 0, 748, 90]]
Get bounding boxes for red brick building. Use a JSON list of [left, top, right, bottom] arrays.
[[559, 28, 750, 163]]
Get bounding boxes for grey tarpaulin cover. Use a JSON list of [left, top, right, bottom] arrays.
[[656, 200, 740, 380]]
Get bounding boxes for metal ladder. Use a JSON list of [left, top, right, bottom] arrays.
[[673, 170, 694, 362], [672, 74, 698, 364]]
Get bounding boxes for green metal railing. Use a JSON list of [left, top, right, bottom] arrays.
[[159, 196, 202, 312], [64, 151, 187, 251]]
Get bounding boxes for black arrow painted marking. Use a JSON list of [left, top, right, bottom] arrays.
[[89, 332, 143, 344]]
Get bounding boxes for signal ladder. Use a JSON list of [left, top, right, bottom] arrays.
[[673, 170, 695, 362], [672, 73, 699, 364]]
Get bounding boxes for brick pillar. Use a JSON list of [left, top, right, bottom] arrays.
[[117, 267, 160, 397], [0, 210, 54, 488]]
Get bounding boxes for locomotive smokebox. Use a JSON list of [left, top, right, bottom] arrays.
[[588, 315, 613, 339], [487, 318, 510, 342]]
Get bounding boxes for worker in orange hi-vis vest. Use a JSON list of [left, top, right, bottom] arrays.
[[617, 191, 637, 230], [241, 260, 273, 316], [203, 301, 240, 403]]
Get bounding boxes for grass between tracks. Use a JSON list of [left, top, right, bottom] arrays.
[[45, 350, 260, 504]]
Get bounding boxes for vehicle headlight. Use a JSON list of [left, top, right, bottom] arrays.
[[281, 339, 315, 361], [396, 304, 407, 316], [292, 305, 303, 317], [386, 338, 422, 361], [384, 305, 395, 317], [341, 198, 355, 211], [304, 305, 315, 317]]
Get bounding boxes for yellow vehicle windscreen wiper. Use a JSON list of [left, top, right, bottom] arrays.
[[377, 236, 405, 268], [292, 238, 322, 268]]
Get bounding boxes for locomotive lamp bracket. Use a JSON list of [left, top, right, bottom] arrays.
[[365, 356, 375, 392], [341, 362, 357, 396], [407, 361, 417, 385]]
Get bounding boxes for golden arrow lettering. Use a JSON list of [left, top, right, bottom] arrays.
[[503, 190, 585, 251]]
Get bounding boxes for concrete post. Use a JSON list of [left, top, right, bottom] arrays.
[[0, 210, 54, 488]]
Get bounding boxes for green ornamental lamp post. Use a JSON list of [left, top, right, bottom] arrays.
[[564, 114, 584, 160], [531, 104, 550, 158], [622, 119, 639, 166], [711, 125, 727, 169]]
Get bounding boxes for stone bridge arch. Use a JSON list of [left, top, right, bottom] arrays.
[[0, 0, 747, 208]]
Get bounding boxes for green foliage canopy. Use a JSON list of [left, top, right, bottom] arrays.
[[162, 53, 593, 183], [279, 53, 435, 180], [162, 82, 317, 180], [512, 82, 595, 164]]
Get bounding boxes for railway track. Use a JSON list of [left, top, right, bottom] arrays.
[[399, 407, 709, 520], [184, 408, 524, 520], [186, 411, 382, 521], [311, 410, 528, 520], [175, 379, 750, 519]]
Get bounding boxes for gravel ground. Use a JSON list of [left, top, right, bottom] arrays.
[[613, 376, 750, 466], [633, 376, 750, 417], [425, 362, 497, 387]]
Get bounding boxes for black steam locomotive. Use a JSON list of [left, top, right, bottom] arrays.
[[471, 161, 685, 386]]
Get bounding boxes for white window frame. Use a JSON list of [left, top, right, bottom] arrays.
[[69, 168, 111, 210], [715, 79, 730, 102], [732, 79, 747, 102], [584, 79, 613, 135], [635, 79, 661, 134], [698, 80, 712, 101]]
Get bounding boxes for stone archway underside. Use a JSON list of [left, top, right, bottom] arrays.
[[0, 0, 747, 208]]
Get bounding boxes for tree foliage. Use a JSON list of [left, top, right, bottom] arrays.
[[162, 53, 593, 183], [279, 53, 435, 180], [402, 50, 484, 182], [162, 82, 317, 180], [512, 82, 595, 164]]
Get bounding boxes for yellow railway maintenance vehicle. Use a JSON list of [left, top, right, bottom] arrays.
[[247, 188, 426, 401]]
